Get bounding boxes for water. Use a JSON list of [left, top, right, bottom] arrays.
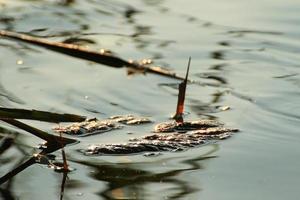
[[1, 0, 300, 199]]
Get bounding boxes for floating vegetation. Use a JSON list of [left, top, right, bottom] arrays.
[[84, 127, 238, 155], [54, 118, 121, 136], [54, 115, 152, 136], [154, 120, 223, 133], [109, 115, 152, 125]]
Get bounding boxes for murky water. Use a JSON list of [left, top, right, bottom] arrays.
[[1, 0, 300, 199]]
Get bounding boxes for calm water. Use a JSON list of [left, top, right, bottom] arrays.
[[1, 0, 300, 199]]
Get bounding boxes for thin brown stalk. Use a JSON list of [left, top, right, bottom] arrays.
[[59, 132, 69, 171], [173, 57, 191, 123], [60, 171, 68, 200]]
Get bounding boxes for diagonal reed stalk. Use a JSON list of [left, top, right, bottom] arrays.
[[1, 119, 77, 149], [0, 107, 86, 123], [0, 30, 188, 81], [0, 157, 36, 184]]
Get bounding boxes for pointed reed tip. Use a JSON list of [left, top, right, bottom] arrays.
[[185, 56, 192, 80]]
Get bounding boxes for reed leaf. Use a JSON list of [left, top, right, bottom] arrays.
[[0, 107, 86, 123], [1, 119, 77, 146]]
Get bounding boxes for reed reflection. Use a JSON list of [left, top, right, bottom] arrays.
[[71, 144, 219, 199]]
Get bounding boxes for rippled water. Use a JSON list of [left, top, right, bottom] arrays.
[[1, 0, 300, 199]]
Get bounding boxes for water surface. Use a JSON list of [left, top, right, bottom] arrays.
[[0, 0, 300, 199]]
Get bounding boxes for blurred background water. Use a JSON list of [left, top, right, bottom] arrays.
[[0, 0, 300, 199]]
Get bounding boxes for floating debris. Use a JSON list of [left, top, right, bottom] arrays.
[[154, 120, 222, 133], [49, 162, 74, 173], [34, 153, 73, 172], [54, 115, 152, 136], [54, 119, 121, 136], [109, 115, 151, 125], [218, 106, 230, 111], [83, 126, 238, 155], [143, 152, 162, 157]]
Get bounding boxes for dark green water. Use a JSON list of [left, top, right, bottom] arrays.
[[0, 0, 300, 199]]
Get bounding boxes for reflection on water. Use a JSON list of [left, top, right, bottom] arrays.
[[210, 50, 225, 60], [70, 145, 218, 199], [60, 171, 68, 200], [0, 126, 28, 200]]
